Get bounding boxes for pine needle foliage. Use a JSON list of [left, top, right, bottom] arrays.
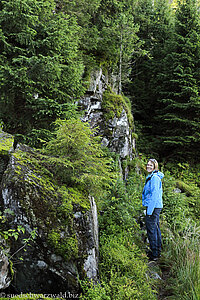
[[43, 118, 115, 197], [0, 0, 84, 144], [155, 0, 200, 157]]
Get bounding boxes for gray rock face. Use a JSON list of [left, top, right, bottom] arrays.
[[0, 245, 11, 290], [74, 196, 99, 281], [0, 142, 98, 293], [79, 68, 136, 178]]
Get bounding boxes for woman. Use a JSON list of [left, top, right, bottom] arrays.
[[142, 158, 164, 261]]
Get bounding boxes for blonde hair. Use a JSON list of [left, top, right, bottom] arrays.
[[148, 158, 158, 171]]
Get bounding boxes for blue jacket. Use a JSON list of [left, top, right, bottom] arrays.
[[142, 170, 164, 215]]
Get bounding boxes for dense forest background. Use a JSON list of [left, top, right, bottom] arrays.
[[0, 0, 200, 299], [1, 0, 200, 161]]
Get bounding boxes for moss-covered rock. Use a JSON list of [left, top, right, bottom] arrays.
[[102, 90, 124, 120], [0, 130, 14, 185], [102, 89, 134, 129], [0, 143, 99, 294], [0, 130, 14, 156]]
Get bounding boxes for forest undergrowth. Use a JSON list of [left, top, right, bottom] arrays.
[[80, 157, 200, 299], [1, 0, 200, 298]]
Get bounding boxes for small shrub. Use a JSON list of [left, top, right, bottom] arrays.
[[43, 118, 115, 198]]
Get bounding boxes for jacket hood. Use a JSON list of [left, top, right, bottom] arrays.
[[153, 170, 164, 179]]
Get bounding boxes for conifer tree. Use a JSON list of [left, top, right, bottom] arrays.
[[95, 0, 143, 93], [128, 0, 174, 154], [0, 0, 84, 145], [155, 0, 200, 158], [55, 0, 101, 55]]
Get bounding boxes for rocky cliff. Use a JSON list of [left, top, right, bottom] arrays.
[[0, 69, 136, 294], [79, 68, 136, 180]]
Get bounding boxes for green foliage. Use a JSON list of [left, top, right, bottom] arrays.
[[1, 225, 25, 241], [99, 233, 156, 300], [129, 0, 200, 161], [80, 280, 111, 300], [0, 210, 21, 240], [97, 0, 143, 87], [163, 162, 200, 221], [160, 170, 194, 229], [44, 118, 115, 197], [99, 174, 143, 235], [57, 0, 101, 53], [154, 0, 200, 158], [162, 221, 200, 299], [129, 0, 174, 157], [155, 162, 200, 297], [0, 130, 14, 155], [0, 0, 84, 145]]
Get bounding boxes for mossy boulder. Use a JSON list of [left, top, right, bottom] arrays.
[[0, 130, 14, 184], [0, 143, 99, 294]]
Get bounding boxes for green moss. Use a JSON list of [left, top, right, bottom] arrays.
[[47, 187, 90, 260], [132, 132, 138, 140], [58, 186, 90, 213], [11, 151, 58, 224], [123, 95, 134, 129], [102, 90, 134, 129], [0, 131, 14, 155], [176, 180, 195, 196], [102, 90, 124, 121], [48, 230, 79, 260]]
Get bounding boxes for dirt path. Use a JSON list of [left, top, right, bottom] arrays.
[[148, 260, 174, 299], [157, 263, 174, 299]]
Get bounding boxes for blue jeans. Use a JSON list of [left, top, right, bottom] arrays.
[[145, 208, 162, 258]]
